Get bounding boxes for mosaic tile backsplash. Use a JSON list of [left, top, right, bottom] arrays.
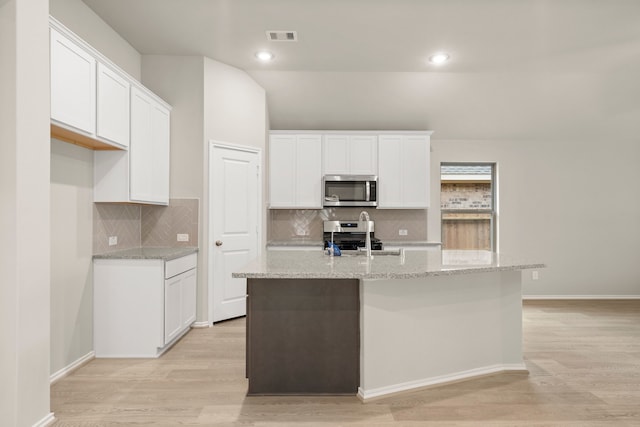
[[268, 208, 428, 242], [94, 199, 199, 254]]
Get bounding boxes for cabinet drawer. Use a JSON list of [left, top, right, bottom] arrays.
[[165, 253, 197, 279]]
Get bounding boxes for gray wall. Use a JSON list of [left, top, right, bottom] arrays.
[[49, 0, 142, 376], [429, 139, 640, 297], [0, 0, 51, 424]]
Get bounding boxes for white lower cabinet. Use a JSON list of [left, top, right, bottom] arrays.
[[94, 252, 197, 357]]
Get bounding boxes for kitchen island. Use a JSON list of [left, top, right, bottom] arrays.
[[233, 249, 544, 400]]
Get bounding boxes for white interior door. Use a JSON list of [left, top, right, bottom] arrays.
[[210, 142, 261, 322]]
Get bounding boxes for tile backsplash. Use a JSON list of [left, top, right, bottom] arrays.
[[93, 204, 141, 253], [268, 208, 428, 242], [94, 199, 199, 254], [141, 199, 199, 247]]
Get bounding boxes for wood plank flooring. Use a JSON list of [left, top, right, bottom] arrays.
[[51, 300, 640, 426]]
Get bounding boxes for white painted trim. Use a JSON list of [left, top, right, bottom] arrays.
[[191, 321, 210, 328], [32, 412, 55, 427], [357, 363, 528, 402], [208, 141, 263, 323], [523, 295, 640, 300], [49, 351, 95, 384]]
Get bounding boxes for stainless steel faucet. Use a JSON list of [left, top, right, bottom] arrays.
[[359, 211, 372, 258]]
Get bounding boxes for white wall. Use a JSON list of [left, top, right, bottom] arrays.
[[49, 0, 145, 377], [0, 0, 52, 425], [203, 58, 267, 151], [429, 139, 640, 297], [50, 140, 94, 376], [50, 0, 141, 79]]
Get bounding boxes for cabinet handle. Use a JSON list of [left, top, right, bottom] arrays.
[[215, 240, 223, 246]]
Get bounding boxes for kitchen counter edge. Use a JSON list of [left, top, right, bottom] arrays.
[[93, 247, 198, 261]]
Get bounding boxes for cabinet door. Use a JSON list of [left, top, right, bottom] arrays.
[[50, 28, 96, 135], [164, 275, 182, 345], [349, 135, 377, 175], [130, 88, 170, 205], [402, 135, 430, 208], [97, 63, 130, 148], [377, 135, 403, 208], [130, 87, 154, 202], [295, 134, 322, 208], [378, 135, 430, 208], [181, 269, 197, 328], [323, 135, 350, 175], [150, 103, 170, 205], [269, 135, 297, 208]]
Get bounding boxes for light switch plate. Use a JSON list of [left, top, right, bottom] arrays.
[[177, 233, 189, 242], [399, 229, 408, 236], [108, 236, 117, 246]]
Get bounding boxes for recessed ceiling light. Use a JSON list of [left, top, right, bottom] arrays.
[[255, 51, 275, 61], [429, 53, 450, 65]]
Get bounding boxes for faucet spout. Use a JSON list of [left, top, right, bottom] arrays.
[[359, 211, 372, 258]]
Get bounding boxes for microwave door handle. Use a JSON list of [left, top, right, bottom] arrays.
[[365, 181, 371, 202]]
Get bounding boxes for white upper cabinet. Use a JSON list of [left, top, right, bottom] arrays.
[[96, 63, 130, 148], [130, 87, 170, 205], [95, 87, 170, 206], [378, 134, 431, 209], [50, 27, 96, 136], [323, 134, 377, 175], [269, 134, 322, 208]]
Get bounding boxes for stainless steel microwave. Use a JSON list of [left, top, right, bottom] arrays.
[[323, 175, 377, 207]]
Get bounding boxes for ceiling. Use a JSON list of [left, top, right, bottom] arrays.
[[82, 0, 640, 140]]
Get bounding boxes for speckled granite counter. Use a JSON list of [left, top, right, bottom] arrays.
[[232, 249, 544, 280], [93, 246, 198, 261]]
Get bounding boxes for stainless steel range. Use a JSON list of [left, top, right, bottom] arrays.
[[323, 220, 383, 251]]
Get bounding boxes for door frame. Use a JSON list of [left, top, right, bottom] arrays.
[[208, 140, 263, 323]]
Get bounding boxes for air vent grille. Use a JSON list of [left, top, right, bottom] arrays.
[[266, 30, 297, 42]]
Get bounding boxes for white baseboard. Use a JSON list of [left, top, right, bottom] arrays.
[[357, 363, 528, 402], [32, 412, 55, 427], [50, 351, 95, 384], [523, 295, 640, 300], [191, 321, 210, 328]]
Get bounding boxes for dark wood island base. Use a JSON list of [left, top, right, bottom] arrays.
[[246, 278, 360, 395]]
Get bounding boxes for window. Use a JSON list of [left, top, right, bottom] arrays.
[[440, 163, 496, 251]]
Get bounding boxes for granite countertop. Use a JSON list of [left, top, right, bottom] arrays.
[[266, 240, 442, 247], [232, 249, 545, 280], [93, 247, 198, 261], [267, 240, 323, 247]]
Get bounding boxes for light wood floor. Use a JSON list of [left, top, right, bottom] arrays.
[[51, 300, 640, 426]]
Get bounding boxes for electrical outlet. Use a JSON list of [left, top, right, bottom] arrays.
[[108, 236, 118, 246], [177, 233, 189, 242], [532, 271, 539, 280], [399, 229, 408, 236]]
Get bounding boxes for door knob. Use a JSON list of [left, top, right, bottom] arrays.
[[215, 240, 223, 246]]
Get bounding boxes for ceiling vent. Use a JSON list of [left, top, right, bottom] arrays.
[[266, 30, 297, 42]]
